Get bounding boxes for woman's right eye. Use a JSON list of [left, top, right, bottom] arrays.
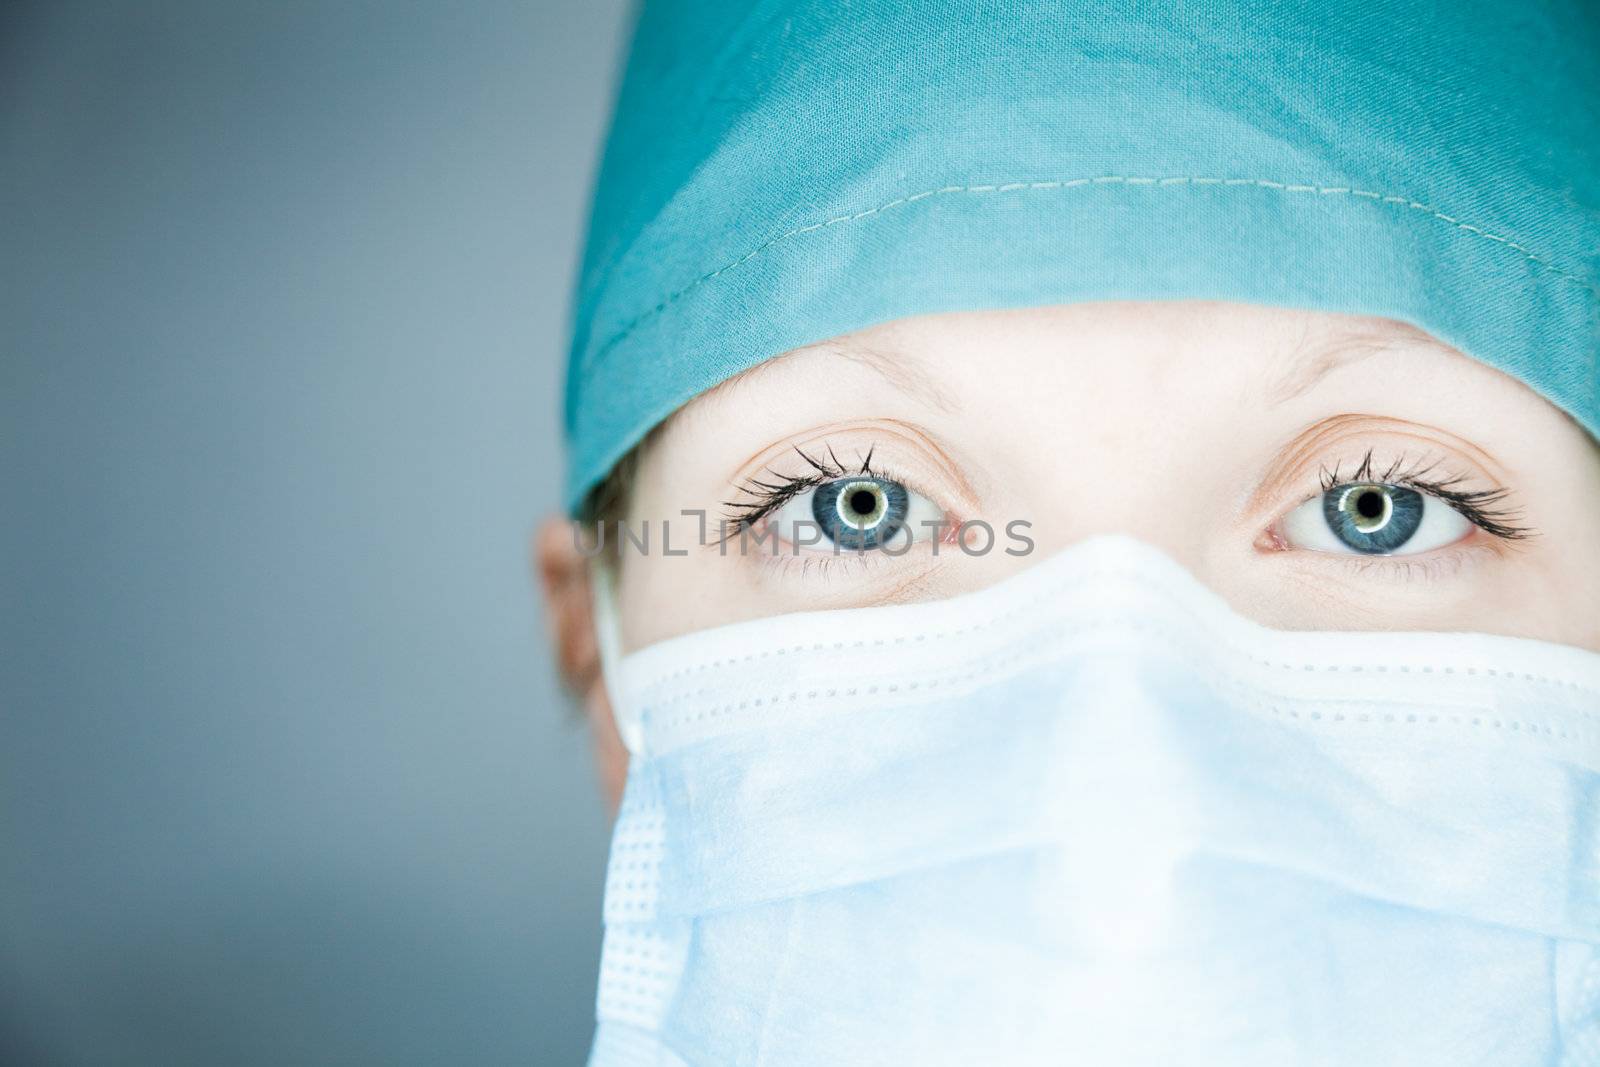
[[1279, 481, 1472, 556], [763, 475, 944, 552]]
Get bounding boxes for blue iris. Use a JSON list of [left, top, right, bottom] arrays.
[[1322, 483, 1423, 553], [812, 477, 908, 549]]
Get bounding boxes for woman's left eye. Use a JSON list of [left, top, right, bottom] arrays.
[[1279, 482, 1472, 555], [765, 475, 944, 552]]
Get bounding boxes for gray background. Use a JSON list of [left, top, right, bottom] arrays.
[[2, 2, 630, 1062]]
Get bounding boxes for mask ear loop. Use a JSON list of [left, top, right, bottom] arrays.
[[588, 558, 644, 757]]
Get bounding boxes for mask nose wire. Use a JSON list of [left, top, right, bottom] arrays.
[[587, 558, 644, 757]]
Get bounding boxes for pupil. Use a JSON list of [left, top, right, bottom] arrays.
[[1322, 482, 1421, 554], [815, 477, 908, 548]]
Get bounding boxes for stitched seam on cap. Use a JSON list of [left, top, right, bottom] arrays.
[[583, 175, 1600, 376]]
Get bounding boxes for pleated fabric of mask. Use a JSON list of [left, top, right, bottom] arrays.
[[588, 536, 1600, 1066]]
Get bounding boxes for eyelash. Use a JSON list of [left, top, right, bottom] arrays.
[[720, 442, 898, 538], [1318, 448, 1533, 542], [720, 443, 1533, 553]]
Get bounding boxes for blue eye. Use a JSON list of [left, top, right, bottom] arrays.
[[813, 477, 908, 549], [766, 475, 944, 552], [1281, 482, 1471, 556], [1325, 483, 1421, 553]]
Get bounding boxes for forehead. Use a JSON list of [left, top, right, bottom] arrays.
[[670, 302, 1475, 432]]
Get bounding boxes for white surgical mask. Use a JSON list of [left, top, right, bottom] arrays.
[[587, 535, 1600, 1066]]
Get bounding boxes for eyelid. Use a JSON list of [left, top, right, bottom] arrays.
[[1250, 422, 1522, 529], [1309, 541, 1500, 585], [721, 421, 978, 532], [727, 463, 958, 549], [1248, 416, 1514, 518], [1261, 451, 1533, 560]]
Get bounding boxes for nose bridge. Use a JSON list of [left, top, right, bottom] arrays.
[[1021, 429, 1219, 578], [1019, 309, 1230, 558], [1036, 640, 1208, 957], [1044, 645, 1201, 832]]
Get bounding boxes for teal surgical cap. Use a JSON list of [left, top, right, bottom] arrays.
[[563, 0, 1600, 514]]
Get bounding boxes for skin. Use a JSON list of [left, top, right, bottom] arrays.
[[536, 301, 1600, 806]]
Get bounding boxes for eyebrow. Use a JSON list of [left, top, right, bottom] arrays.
[[814, 338, 962, 414], [1266, 323, 1435, 406], [787, 318, 1439, 412]]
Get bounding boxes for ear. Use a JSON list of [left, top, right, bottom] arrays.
[[534, 517, 628, 811]]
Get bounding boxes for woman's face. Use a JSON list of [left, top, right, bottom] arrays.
[[610, 301, 1600, 652]]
